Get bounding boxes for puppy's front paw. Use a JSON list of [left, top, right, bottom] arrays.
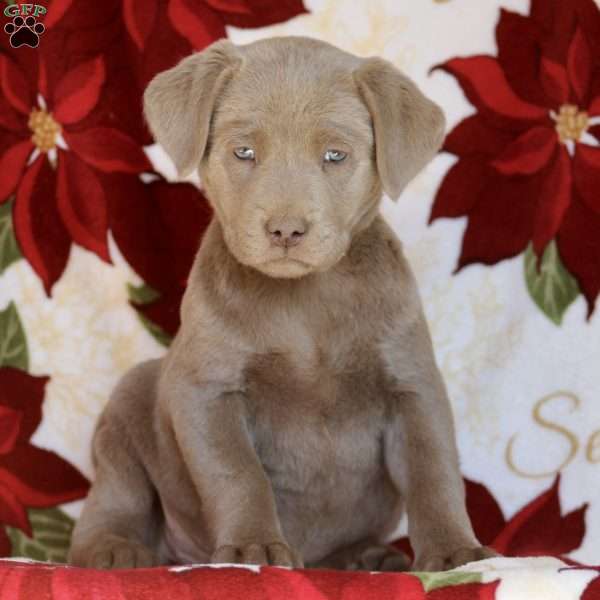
[[413, 546, 499, 571], [81, 534, 159, 569], [212, 541, 303, 567]]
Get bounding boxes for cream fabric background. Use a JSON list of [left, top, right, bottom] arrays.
[[6, 0, 597, 563]]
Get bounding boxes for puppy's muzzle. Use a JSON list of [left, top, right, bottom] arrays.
[[265, 216, 310, 248]]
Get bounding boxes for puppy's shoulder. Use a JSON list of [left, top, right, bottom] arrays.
[[101, 359, 162, 423], [345, 215, 413, 280]]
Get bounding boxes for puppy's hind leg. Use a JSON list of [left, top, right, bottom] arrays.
[[68, 415, 161, 569]]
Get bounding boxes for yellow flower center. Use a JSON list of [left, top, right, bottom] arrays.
[[553, 104, 589, 143], [28, 108, 61, 152]]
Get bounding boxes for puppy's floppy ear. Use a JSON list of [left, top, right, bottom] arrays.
[[143, 40, 242, 177], [354, 57, 445, 201]]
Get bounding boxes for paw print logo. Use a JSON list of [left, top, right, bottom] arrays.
[[4, 15, 45, 48]]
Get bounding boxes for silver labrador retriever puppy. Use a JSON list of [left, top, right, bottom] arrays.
[[69, 36, 494, 571]]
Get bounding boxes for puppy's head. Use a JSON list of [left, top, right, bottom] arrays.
[[144, 37, 444, 279]]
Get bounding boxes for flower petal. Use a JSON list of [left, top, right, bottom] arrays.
[[568, 27, 592, 104], [0, 56, 32, 116], [464, 479, 506, 546], [44, 0, 75, 29], [123, 0, 158, 51], [496, 9, 548, 107], [0, 369, 47, 444], [52, 57, 106, 125], [540, 58, 570, 105], [558, 191, 600, 316], [492, 475, 587, 556], [105, 173, 212, 335], [530, 1, 578, 64], [491, 126, 557, 175], [0, 140, 34, 201], [57, 151, 109, 262], [0, 88, 27, 133], [582, 575, 600, 600], [588, 123, 600, 145], [64, 128, 150, 173], [37, 58, 48, 101], [168, 0, 226, 50], [574, 0, 600, 59], [107, 175, 212, 291], [443, 115, 515, 157], [430, 158, 489, 222], [0, 445, 88, 507], [532, 145, 572, 256], [0, 407, 22, 456], [588, 73, 600, 117], [13, 157, 71, 295], [457, 170, 539, 269], [205, 0, 307, 28], [0, 482, 30, 534], [204, 0, 253, 14], [436, 56, 548, 128], [0, 528, 12, 556], [573, 144, 600, 215], [589, 95, 600, 116]]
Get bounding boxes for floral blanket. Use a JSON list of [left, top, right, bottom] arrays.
[[0, 0, 599, 588], [1, 557, 600, 600]]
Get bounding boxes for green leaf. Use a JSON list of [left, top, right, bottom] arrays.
[[413, 570, 482, 592], [0, 301, 29, 370], [138, 313, 173, 347], [0, 198, 22, 275], [127, 282, 160, 305], [524, 241, 580, 325], [6, 508, 75, 563], [127, 283, 172, 347]]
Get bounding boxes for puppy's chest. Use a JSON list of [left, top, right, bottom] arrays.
[[243, 347, 390, 489]]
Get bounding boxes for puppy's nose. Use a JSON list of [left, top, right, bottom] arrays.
[[265, 217, 309, 248]]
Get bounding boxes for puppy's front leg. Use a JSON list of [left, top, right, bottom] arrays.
[[163, 379, 301, 567], [383, 318, 496, 571]]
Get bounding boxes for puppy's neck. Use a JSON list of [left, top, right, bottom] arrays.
[[179, 213, 403, 347]]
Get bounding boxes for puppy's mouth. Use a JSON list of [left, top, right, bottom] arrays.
[[256, 255, 314, 278], [261, 246, 314, 266], [264, 256, 311, 266]]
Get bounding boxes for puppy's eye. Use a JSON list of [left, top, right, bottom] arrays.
[[233, 147, 255, 160], [323, 149, 347, 163]]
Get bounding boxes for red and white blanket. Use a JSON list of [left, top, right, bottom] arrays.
[[1, 558, 599, 600], [0, 0, 599, 595]]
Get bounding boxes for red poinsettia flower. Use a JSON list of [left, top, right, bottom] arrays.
[[394, 475, 587, 564], [430, 0, 600, 316], [465, 475, 587, 560], [0, 368, 89, 556], [163, 0, 308, 49], [0, 54, 150, 293], [40, 0, 307, 145], [104, 173, 213, 337], [0, 0, 306, 338], [121, 0, 307, 52]]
